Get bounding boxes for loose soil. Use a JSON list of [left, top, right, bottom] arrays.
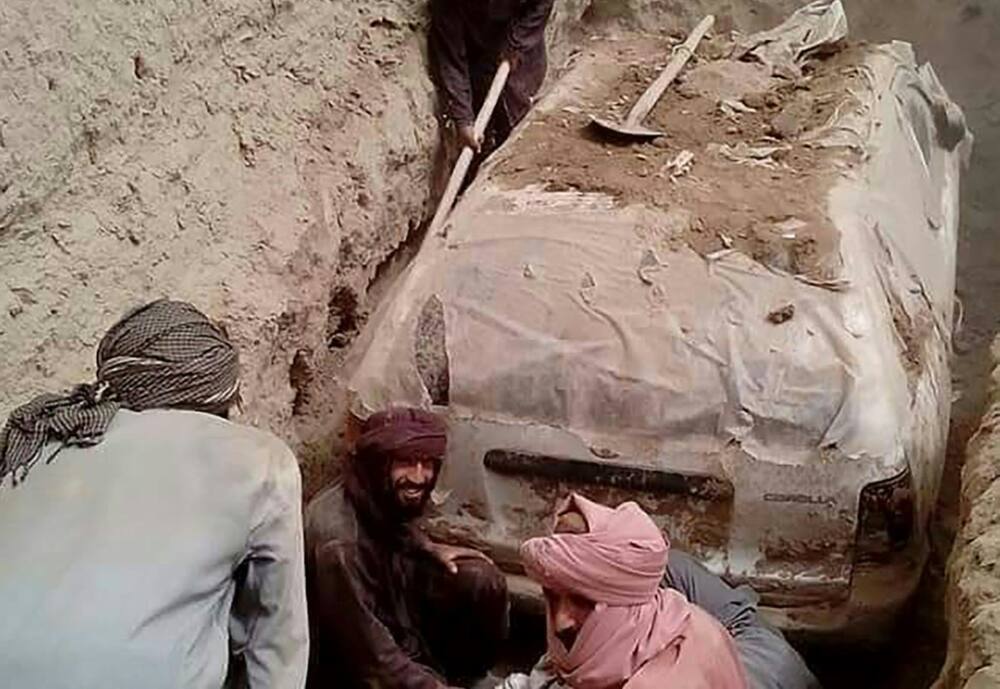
[[491, 38, 866, 282]]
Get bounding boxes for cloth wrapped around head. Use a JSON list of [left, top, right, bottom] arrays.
[[0, 299, 240, 486], [345, 407, 448, 526], [520, 493, 693, 689], [355, 408, 448, 466]]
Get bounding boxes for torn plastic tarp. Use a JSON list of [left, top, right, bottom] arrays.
[[347, 19, 969, 478], [343, 3, 971, 621], [734, 0, 848, 78]]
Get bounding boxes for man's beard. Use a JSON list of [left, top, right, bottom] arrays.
[[390, 479, 433, 519]]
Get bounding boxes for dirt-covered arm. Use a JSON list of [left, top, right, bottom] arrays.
[[429, 0, 475, 125]]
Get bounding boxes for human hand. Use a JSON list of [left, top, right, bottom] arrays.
[[457, 123, 481, 153], [427, 541, 493, 574], [499, 48, 520, 72]]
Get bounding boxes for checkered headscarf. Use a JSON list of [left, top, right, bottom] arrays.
[[0, 299, 240, 486]]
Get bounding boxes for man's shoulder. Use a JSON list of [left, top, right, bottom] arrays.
[[116, 408, 294, 457], [112, 409, 301, 498]]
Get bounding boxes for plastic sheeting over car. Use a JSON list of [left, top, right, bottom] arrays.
[[348, 0, 968, 479], [345, 3, 970, 624]]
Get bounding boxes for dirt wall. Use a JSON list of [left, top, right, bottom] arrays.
[[0, 0, 437, 459], [0, 0, 598, 472], [0, 0, 832, 472], [935, 337, 1000, 689]]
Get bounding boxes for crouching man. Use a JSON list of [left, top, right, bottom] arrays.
[[505, 493, 820, 689], [0, 300, 308, 689], [305, 408, 509, 689], [520, 493, 747, 689]]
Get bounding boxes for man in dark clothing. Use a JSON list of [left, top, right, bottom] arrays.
[[429, 0, 554, 152], [305, 408, 509, 689], [428, 0, 555, 201]]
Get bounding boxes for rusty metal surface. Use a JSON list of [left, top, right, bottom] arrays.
[[484, 450, 734, 501]]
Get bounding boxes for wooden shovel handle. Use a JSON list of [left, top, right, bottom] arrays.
[[429, 60, 511, 236], [625, 15, 715, 126]]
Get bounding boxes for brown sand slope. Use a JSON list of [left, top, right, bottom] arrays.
[[491, 36, 867, 283]]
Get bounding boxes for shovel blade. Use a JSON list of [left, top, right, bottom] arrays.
[[589, 116, 664, 140]]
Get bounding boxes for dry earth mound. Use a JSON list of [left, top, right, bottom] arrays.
[[492, 34, 865, 282]]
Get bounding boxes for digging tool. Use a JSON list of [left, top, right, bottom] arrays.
[[429, 60, 511, 237], [591, 14, 715, 140]]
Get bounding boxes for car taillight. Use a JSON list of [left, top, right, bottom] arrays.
[[856, 468, 914, 564]]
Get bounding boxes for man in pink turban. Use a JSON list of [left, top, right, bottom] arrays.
[[520, 493, 747, 689]]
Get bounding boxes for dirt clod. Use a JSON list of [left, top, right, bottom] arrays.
[[492, 39, 864, 281], [767, 304, 795, 324], [326, 285, 361, 350], [289, 348, 313, 416]]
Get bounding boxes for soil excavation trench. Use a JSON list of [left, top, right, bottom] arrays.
[[376, 35, 987, 689], [2, 0, 996, 686]]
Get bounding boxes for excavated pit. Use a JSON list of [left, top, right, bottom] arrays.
[[1, 0, 998, 686], [356, 21, 998, 689]]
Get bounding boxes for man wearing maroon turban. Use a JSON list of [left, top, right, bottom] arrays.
[[304, 408, 509, 689]]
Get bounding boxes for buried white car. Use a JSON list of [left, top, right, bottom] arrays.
[[345, 2, 971, 638]]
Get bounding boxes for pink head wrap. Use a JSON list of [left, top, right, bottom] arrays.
[[520, 494, 693, 689]]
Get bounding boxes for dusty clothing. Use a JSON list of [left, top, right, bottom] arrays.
[[520, 494, 746, 689], [429, 0, 554, 140], [307, 409, 506, 689], [664, 551, 821, 689], [0, 408, 308, 689], [625, 604, 747, 689], [304, 482, 508, 689], [499, 551, 819, 689], [0, 299, 240, 485]]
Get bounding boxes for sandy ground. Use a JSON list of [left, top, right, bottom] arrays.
[[492, 36, 862, 282], [0, 0, 590, 487]]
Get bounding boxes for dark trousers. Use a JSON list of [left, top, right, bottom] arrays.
[[414, 556, 511, 684], [304, 550, 508, 689]]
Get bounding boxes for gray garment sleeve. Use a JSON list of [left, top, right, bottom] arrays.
[[229, 441, 309, 689], [664, 550, 758, 631]]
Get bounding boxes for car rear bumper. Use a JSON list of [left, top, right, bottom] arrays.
[[502, 546, 926, 642], [761, 549, 927, 643]]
